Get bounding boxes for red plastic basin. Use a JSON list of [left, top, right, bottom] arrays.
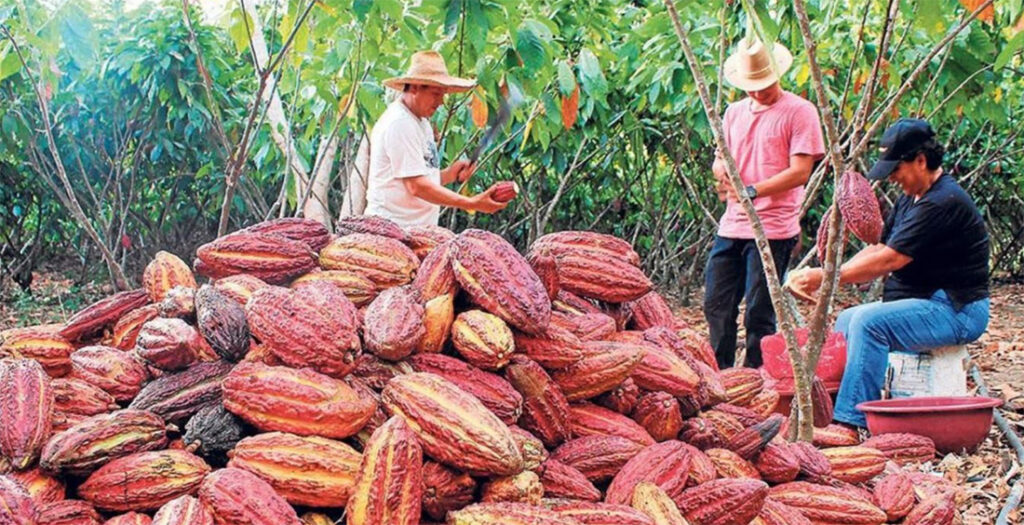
[[857, 396, 1002, 454], [761, 328, 847, 383]]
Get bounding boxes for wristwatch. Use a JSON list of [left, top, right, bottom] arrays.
[[741, 185, 758, 200]]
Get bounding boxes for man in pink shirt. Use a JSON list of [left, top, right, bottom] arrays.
[[704, 38, 825, 369]]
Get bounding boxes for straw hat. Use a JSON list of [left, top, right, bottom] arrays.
[[383, 50, 475, 93], [723, 38, 793, 92]]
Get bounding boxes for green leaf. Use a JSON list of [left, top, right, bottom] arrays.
[[578, 48, 607, 97], [995, 32, 1024, 71], [0, 48, 22, 82], [59, 4, 97, 69], [556, 61, 575, 95], [515, 24, 546, 70], [0, 5, 13, 25], [353, 0, 373, 22], [379, 0, 404, 19]]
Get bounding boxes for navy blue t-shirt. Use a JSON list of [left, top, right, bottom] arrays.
[[881, 173, 988, 309]]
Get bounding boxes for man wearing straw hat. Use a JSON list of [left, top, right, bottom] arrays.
[[703, 37, 826, 369], [363, 50, 508, 227]]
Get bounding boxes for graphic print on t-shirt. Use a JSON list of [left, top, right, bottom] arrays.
[[425, 138, 439, 169]]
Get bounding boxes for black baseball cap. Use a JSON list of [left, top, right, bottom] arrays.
[[866, 118, 937, 180]]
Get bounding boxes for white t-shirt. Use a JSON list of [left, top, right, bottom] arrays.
[[364, 100, 442, 228]]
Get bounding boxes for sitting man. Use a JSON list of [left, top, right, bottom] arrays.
[[786, 118, 989, 429]]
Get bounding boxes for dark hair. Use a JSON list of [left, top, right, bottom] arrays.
[[901, 138, 944, 170], [403, 83, 411, 92]]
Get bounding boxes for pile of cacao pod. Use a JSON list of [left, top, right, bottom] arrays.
[[0, 215, 960, 525]]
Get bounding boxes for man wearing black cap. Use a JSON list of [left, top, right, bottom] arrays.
[[786, 118, 989, 429]]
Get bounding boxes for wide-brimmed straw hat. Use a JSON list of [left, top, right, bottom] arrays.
[[724, 38, 793, 92], [383, 50, 475, 93]]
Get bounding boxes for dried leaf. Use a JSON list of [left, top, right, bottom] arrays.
[[471, 90, 488, 129], [958, 0, 994, 23], [561, 84, 579, 130]]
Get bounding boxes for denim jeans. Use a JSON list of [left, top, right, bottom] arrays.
[[832, 289, 990, 427], [703, 235, 797, 369]]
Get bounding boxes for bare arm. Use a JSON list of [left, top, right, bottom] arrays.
[[837, 244, 912, 285], [402, 176, 506, 214], [750, 154, 815, 198]]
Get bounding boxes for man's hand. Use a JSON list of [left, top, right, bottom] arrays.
[[447, 159, 477, 184], [784, 267, 824, 303], [712, 157, 735, 202], [469, 184, 510, 214]]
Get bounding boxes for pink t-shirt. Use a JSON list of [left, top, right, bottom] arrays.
[[717, 91, 825, 239]]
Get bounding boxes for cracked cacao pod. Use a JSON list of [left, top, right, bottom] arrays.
[[631, 392, 683, 442], [106, 512, 155, 525], [199, 467, 301, 525], [150, 495, 213, 525], [382, 372, 523, 476], [0, 358, 53, 469], [418, 293, 455, 354], [223, 361, 375, 438], [194, 286, 249, 362], [407, 353, 522, 425], [246, 281, 361, 377], [182, 405, 246, 467], [509, 425, 547, 470], [448, 502, 582, 525], [229, 431, 361, 508], [42, 410, 168, 473], [452, 229, 552, 334], [861, 433, 936, 465], [363, 285, 424, 362], [769, 481, 886, 524], [35, 500, 101, 525], [421, 461, 476, 521], [597, 378, 640, 415], [873, 472, 916, 521], [319, 233, 419, 289], [527, 252, 559, 301], [513, 325, 584, 370], [719, 368, 763, 406], [550, 435, 645, 483], [0, 326, 74, 377], [537, 459, 601, 502], [750, 498, 811, 525], [482, 470, 543, 505], [838, 171, 883, 244], [8, 468, 63, 506], [550, 311, 617, 342], [130, 360, 234, 423], [821, 445, 887, 484], [630, 341, 700, 398], [405, 224, 456, 260], [549, 500, 655, 525], [505, 355, 572, 448], [411, 241, 457, 302], [291, 269, 378, 307], [706, 448, 761, 480], [212, 274, 269, 306], [569, 402, 655, 447], [111, 305, 161, 351], [78, 449, 210, 512], [812, 423, 861, 448], [345, 416, 422, 525], [628, 291, 686, 331], [788, 441, 832, 482], [605, 440, 693, 505], [673, 478, 767, 525], [753, 443, 800, 483], [60, 289, 150, 342], [630, 482, 687, 525], [336, 215, 410, 242], [530, 231, 651, 303], [195, 231, 317, 284], [134, 318, 201, 371], [144, 251, 197, 303], [0, 475, 36, 525], [451, 310, 514, 370], [241, 217, 331, 252], [726, 414, 784, 460], [551, 342, 642, 402]]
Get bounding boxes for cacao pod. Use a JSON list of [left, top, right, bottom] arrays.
[[481, 470, 543, 505], [195, 231, 317, 284], [411, 241, 457, 302], [549, 500, 655, 525], [551, 342, 642, 401], [143, 251, 197, 303], [418, 293, 455, 354], [0, 327, 74, 377], [319, 233, 419, 289], [40, 409, 169, 475], [769, 481, 887, 525], [451, 310, 514, 370], [111, 305, 162, 352], [628, 291, 685, 331], [78, 449, 211, 512], [569, 402, 655, 447], [873, 472, 916, 521], [537, 459, 601, 502], [630, 482, 688, 525], [291, 270, 378, 307], [448, 502, 582, 525], [505, 355, 572, 448], [837, 171, 883, 244], [198, 467, 301, 525], [182, 405, 246, 467], [0, 474, 36, 525], [861, 433, 936, 466], [673, 478, 767, 525], [820, 445, 887, 484], [35, 500, 102, 525], [421, 461, 476, 521], [405, 224, 456, 259], [8, 468, 63, 505], [706, 448, 761, 480], [631, 392, 683, 442], [363, 285, 425, 362], [150, 495, 214, 525], [345, 417, 422, 525], [212, 275, 269, 306], [551, 435, 645, 483], [407, 353, 522, 425], [605, 440, 693, 505], [193, 286, 249, 362], [336, 215, 410, 242], [0, 358, 53, 469], [240, 217, 331, 252], [752, 443, 800, 483], [60, 289, 150, 343]]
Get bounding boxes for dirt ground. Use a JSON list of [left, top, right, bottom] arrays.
[[3, 274, 1024, 523]]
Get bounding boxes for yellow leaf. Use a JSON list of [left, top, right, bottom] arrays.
[[994, 87, 1003, 102], [958, 0, 994, 23], [520, 113, 536, 152], [561, 85, 579, 130], [471, 90, 488, 129], [795, 63, 810, 86]]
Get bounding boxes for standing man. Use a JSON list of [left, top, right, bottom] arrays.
[[704, 38, 826, 369], [786, 119, 989, 429], [364, 50, 508, 228]]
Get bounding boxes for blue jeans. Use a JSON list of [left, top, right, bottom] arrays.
[[832, 289, 989, 427], [704, 235, 797, 369]]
